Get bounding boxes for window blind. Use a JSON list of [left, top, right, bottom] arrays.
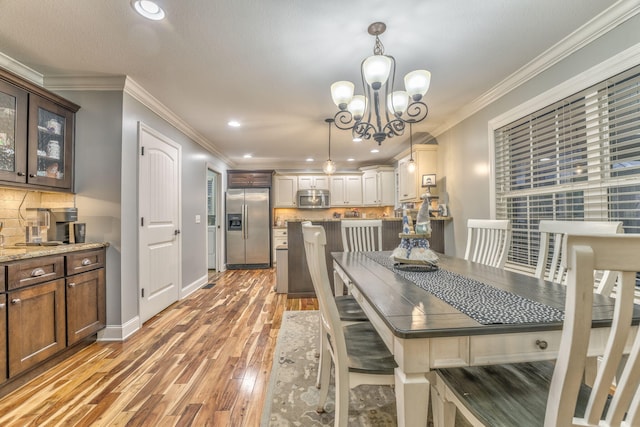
[[494, 64, 640, 272]]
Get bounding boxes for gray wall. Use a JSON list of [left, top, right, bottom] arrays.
[[438, 14, 640, 258], [58, 88, 228, 332]]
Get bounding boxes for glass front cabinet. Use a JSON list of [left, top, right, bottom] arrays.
[[28, 94, 74, 189], [0, 69, 78, 192]]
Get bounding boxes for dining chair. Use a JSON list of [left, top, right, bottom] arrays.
[[432, 233, 640, 427], [302, 222, 396, 427], [535, 220, 623, 295], [301, 221, 369, 390], [463, 219, 512, 268], [341, 219, 383, 253]]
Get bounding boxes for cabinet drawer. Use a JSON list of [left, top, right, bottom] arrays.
[[273, 228, 288, 238], [6, 255, 65, 290], [66, 249, 105, 275]]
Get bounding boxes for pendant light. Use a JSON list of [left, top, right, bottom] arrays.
[[407, 122, 416, 173], [323, 118, 337, 175]]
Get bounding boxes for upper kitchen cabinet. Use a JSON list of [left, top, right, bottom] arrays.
[[227, 170, 273, 188], [274, 174, 298, 207], [298, 175, 329, 190], [397, 145, 438, 202], [361, 166, 395, 206], [330, 175, 362, 206], [0, 68, 79, 192], [27, 94, 75, 190]]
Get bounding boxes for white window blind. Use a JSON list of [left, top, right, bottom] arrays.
[[494, 64, 640, 272]]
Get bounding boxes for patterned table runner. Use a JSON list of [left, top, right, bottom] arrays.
[[364, 251, 564, 325]]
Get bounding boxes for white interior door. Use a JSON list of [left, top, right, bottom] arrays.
[[138, 122, 181, 324]]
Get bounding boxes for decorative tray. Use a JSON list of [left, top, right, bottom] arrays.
[[392, 257, 439, 272]]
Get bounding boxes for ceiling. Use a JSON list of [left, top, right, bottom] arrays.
[[0, 0, 623, 171]]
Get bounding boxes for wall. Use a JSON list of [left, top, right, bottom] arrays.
[[437, 14, 640, 258], [56, 89, 125, 330]]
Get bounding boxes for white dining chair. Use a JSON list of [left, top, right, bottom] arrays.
[[432, 233, 640, 427], [535, 220, 623, 295], [341, 219, 383, 253], [302, 222, 396, 427], [301, 221, 369, 390], [463, 219, 512, 268]]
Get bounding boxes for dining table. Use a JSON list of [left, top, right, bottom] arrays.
[[331, 250, 640, 427]]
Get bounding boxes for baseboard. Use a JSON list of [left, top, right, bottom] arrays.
[[180, 274, 208, 299], [97, 316, 140, 342]]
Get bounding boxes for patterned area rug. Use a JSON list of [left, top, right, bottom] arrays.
[[261, 310, 397, 426]]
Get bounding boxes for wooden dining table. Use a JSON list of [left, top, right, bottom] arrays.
[[331, 251, 640, 427]]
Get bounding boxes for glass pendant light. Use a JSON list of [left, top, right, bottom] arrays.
[[323, 118, 337, 175]]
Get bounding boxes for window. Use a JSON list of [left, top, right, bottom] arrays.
[[494, 64, 640, 273]]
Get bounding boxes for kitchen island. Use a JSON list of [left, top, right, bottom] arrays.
[[285, 218, 449, 297]]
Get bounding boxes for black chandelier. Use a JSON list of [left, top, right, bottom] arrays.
[[330, 22, 431, 145]]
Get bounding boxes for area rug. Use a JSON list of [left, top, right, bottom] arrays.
[[260, 310, 397, 426]]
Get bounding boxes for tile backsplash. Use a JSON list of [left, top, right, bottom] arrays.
[[0, 187, 75, 245]]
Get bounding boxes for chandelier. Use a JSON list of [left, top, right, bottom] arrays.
[[330, 22, 431, 145]]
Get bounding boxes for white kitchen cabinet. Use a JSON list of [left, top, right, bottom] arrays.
[[274, 175, 298, 207], [298, 175, 329, 190], [330, 175, 363, 206], [397, 145, 438, 202], [272, 228, 288, 263], [362, 166, 395, 206]]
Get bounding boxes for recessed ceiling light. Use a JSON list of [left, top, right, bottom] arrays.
[[243, 154, 252, 158], [131, 0, 165, 20], [347, 158, 355, 162], [370, 149, 379, 153], [228, 120, 241, 127], [353, 137, 362, 142], [306, 158, 314, 162]]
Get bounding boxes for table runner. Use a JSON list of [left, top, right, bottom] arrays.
[[364, 251, 564, 325]]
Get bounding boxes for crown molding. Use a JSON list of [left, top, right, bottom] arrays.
[[123, 77, 233, 166], [0, 51, 43, 86], [432, 0, 640, 138], [44, 75, 127, 91], [38, 73, 234, 166]]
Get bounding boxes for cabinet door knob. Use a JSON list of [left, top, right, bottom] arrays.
[[81, 258, 92, 266], [29, 174, 36, 178], [68, 282, 76, 288], [31, 268, 46, 277], [17, 171, 25, 177], [0, 303, 5, 309], [11, 298, 21, 304]]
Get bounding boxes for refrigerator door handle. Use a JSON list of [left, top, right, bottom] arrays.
[[244, 204, 249, 239]]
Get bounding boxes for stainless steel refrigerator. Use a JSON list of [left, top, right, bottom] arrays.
[[226, 188, 271, 269]]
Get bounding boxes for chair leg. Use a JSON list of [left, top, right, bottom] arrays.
[[316, 325, 327, 388], [334, 364, 350, 427], [316, 339, 331, 413]]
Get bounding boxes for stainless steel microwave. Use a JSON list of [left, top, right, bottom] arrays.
[[297, 189, 330, 209]]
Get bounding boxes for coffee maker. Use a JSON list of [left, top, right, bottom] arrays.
[[47, 208, 78, 243]]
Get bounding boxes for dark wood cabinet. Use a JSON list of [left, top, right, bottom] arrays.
[[7, 278, 66, 377], [0, 67, 79, 192], [1, 246, 106, 384], [227, 170, 273, 188], [65, 249, 106, 345]]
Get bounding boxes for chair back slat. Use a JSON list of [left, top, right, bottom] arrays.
[[544, 234, 640, 426], [341, 219, 382, 252], [464, 219, 512, 268], [535, 220, 623, 292]]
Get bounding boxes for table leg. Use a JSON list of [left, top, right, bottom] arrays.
[[395, 368, 430, 427], [333, 268, 345, 296]]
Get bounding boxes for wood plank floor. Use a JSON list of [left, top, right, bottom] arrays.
[[0, 268, 318, 426]]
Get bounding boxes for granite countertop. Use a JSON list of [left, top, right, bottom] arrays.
[[284, 217, 402, 223], [0, 242, 110, 262]]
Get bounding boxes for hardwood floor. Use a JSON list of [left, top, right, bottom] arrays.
[[0, 268, 318, 426]]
